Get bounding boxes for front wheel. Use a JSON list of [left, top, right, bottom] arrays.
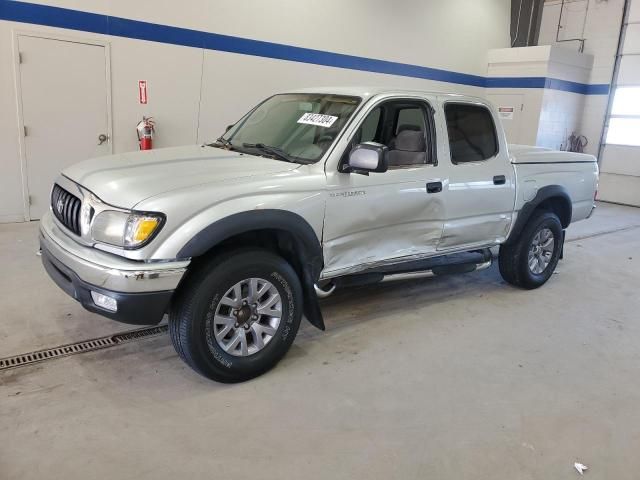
[[499, 211, 563, 289], [169, 249, 303, 383]]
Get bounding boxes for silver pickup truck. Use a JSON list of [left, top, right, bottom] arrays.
[[40, 87, 598, 382]]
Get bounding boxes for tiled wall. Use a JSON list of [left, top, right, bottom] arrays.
[[487, 45, 593, 150], [537, 89, 586, 149], [537, 0, 640, 206], [538, 0, 626, 155]]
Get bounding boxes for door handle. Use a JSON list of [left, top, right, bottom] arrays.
[[426, 181, 442, 194], [493, 175, 506, 185]]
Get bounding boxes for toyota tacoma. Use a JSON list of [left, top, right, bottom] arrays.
[[40, 87, 598, 382]]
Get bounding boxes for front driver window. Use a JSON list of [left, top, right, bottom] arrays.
[[344, 100, 435, 170], [358, 107, 382, 143]]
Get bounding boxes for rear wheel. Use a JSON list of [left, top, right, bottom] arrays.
[[499, 211, 563, 289], [169, 249, 303, 382]]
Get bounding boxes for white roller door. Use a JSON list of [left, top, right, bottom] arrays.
[[600, 0, 640, 206]]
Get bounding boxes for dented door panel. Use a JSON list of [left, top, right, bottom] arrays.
[[322, 168, 445, 278], [437, 156, 516, 249], [436, 97, 517, 250]]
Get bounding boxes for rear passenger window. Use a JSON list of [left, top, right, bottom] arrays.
[[444, 103, 498, 163]]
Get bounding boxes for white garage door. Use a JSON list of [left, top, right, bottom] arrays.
[[17, 35, 111, 220], [599, 0, 640, 206]]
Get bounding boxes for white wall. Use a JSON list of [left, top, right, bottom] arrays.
[[486, 45, 592, 149], [0, 19, 24, 222], [536, 88, 587, 149], [538, 0, 626, 155], [0, 0, 511, 222]]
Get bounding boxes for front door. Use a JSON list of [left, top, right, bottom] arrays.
[[322, 98, 445, 278], [17, 35, 111, 219]]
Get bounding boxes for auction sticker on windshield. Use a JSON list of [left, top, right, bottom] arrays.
[[297, 113, 338, 128]]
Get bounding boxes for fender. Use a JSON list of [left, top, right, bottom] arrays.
[[177, 209, 326, 330], [506, 185, 572, 243]]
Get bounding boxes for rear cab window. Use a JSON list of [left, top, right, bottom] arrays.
[[444, 103, 498, 164]]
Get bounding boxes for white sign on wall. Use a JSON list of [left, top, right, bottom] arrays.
[[138, 80, 148, 104], [498, 106, 514, 120]]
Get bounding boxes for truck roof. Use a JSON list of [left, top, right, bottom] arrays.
[[287, 86, 486, 104]]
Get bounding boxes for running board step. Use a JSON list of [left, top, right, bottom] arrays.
[[381, 259, 492, 282], [316, 254, 493, 298]]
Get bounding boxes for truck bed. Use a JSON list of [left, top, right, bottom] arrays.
[[509, 144, 598, 224], [508, 144, 597, 164]]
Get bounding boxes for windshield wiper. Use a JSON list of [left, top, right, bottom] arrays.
[[242, 143, 312, 164], [242, 143, 294, 163], [206, 137, 233, 149]]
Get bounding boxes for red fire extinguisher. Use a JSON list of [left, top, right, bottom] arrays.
[[136, 116, 155, 150]]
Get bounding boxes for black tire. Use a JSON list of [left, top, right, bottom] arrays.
[[169, 249, 303, 383], [499, 211, 563, 289]]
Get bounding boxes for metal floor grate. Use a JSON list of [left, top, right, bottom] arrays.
[[0, 325, 168, 371]]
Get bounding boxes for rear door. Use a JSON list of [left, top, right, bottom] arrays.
[[322, 97, 445, 277], [437, 100, 516, 250]]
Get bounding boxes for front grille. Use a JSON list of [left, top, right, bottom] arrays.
[[51, 184, 82, 235]]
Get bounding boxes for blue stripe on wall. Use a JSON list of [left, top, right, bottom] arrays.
[[486, 77, 548, 89], [0, 0, 610, 95]]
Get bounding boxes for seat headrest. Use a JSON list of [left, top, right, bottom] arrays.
[[397, 124, 422, 133], [394, 130, 425, 152]]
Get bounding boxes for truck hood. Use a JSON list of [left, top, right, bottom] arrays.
[[62, 145, 300, 208]]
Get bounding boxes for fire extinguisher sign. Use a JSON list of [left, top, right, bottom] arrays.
[[138, 80, 148, 104]]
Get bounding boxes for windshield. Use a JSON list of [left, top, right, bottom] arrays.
[[219, 93, 361, 163]]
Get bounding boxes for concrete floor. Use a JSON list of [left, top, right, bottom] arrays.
[[2, 201, 640, 479]]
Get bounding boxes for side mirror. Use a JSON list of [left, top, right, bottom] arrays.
[[347, 142, 388, 175], [225, 124, 234, 132]]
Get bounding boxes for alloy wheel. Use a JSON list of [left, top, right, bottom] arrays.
[[527, 227, 555, 274], [212, 278, 282, 356]]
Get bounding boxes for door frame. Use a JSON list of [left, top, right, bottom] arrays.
[[12, 29, 113, 221]]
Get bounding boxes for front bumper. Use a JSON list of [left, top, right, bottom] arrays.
[[40, 212, 189, 324]]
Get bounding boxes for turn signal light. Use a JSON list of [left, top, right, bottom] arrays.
[[134, 218, 160, 242], [123, 214, 163, 247]]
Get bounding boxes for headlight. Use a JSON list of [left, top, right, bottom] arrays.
[[91, 210, 164, 248]]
